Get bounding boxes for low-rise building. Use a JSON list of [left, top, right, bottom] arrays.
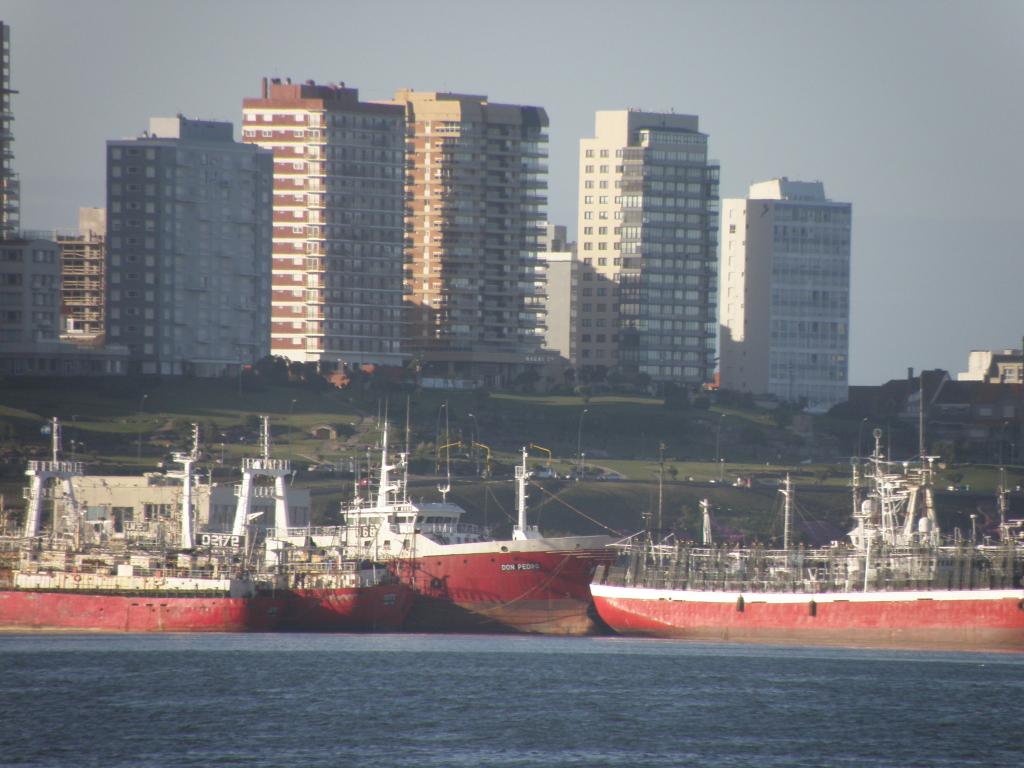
[[957, 349, 1023, 384]]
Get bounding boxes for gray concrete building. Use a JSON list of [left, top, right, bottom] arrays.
[[575, 110, 720, 384], [0, 21, 18, 240], [106, 117, 274, 376], [720, 178, 851, 411]]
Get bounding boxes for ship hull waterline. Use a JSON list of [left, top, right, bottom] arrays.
[[591, 583, 1024, 651], [278, 583, 414, 632], [397, 548, 613, 635], [0, 590, 285, 632]]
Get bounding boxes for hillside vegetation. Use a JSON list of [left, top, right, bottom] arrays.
[[1, 375, 1020, 541]]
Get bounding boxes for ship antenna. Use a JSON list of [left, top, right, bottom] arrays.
[[437, 402, 451, 502], [701, 498, 713, 545], [998, 466, 1009, 540], [657, 441, 665, 536], [918, 371, 926, 462], [403, 395, 411, 502], [782, 474, 792, 550]]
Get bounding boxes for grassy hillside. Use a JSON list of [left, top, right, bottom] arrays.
[[1, 375, 1021, 540]]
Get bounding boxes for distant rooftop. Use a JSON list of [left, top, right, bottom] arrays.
[[748, 177, 827, 202]]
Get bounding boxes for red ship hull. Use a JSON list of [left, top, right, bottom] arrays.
[[397, 549, 611, 634], [279, 583, 414, 632], [591, 584, 1024, 651], [0, 589, 284, 632]]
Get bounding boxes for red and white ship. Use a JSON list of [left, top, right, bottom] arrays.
[[0, 419, 283, 632], [270, 427, 615, 634], [0, 417, 409, 633], [593, 430, 1024, 651]]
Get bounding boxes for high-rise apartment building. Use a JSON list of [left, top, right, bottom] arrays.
[[574, 111, 719, 384], [537, 223, 574, 362], [106, 117, 273, 376], [1, 21, 19, 239], [242, 79, 406, 369], [0, 238, 60, 345], [719, 178, 851, 411], [58, 208, 106, 339], [391, 90, 548, 386]]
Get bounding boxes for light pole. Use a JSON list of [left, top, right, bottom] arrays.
[[468, 412, 479, 476], [136, 393, 149, 462], [715, 413, 725, 464], [288, 398, 297, 461], [576, 408, 588, 480], [999, 420, 1009, 466]]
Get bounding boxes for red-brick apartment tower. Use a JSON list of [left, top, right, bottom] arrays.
[[242, 79, 406, 370]]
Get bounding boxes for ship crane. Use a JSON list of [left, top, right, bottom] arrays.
[[23, 417, 84, 540], [231, 415, 291, 537]]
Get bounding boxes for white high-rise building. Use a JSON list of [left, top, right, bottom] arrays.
[[719, 178, 851, 411], [574, 110, 719, 384]]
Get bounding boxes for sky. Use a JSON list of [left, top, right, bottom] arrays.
[[4, 0, 1023, 385]]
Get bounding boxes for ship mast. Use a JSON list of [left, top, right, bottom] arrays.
[[781, 474, 792, 550], [437, 403, 451, 503], [513, 447, 541, 540], [170, 423, 200, 549], [701, 498, 712, 545]]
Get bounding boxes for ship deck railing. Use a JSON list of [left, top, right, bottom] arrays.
[[605, 541, 1024, 593]]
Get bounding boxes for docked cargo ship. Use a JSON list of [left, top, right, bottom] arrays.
[[269, 545, 413, 632], [270, 427, 615, 634], [0, 417, 410, 633], [592, 430, 1024, 651], [0, 419, 284, 632]]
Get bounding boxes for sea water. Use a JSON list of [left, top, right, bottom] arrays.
[[0, 633, 1021, 767]]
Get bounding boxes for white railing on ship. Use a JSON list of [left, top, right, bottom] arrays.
[[265, 525, 347, 539]]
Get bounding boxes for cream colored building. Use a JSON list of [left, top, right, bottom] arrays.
[[51, 474, 310, 541], [719, 179, 851, 411], [58, 208, 106, 339], [574, 110, 719, 383], [390, 90, 549, 386], [957, 349, 1023, 383]]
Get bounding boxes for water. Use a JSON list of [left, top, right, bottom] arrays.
[[0, 634, 1021, 767]]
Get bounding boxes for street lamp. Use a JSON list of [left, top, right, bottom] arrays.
[[576, 408, 589, 480], [467, 412, 479, 476], [136, 393, 149, 462], [715, 413, 726, 464], [999, 420, 1009, 466], [288, 398, 297, 461], [857, 417, 868, 459]]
